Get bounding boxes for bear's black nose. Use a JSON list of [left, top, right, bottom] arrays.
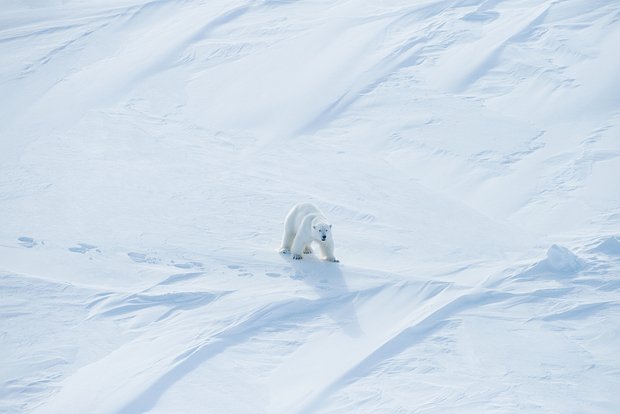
[[322, 236, 326, 241]]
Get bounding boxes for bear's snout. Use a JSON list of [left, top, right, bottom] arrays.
[[321, 236, 326, 241]]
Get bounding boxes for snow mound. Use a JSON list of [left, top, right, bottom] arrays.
[[517, 244, 585, 279], [590, 236, 620, 256], [544, 244, 585, 273]]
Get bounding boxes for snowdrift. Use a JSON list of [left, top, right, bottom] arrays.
[[1, 0, 619, 413]]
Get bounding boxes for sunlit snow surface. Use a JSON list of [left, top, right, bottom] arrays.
[[1, 0, 619, 413]]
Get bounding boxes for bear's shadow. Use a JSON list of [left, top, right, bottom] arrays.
[[282, 254, 362, 337]]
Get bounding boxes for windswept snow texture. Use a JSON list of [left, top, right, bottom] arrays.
[[2, 0, 620, 413]]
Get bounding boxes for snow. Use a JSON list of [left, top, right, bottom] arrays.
[[1, 0, 619, 413]]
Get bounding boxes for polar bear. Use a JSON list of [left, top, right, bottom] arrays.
[[279, 203, 339, 262]]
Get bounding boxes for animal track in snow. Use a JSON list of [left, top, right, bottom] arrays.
[[17, 236, 37, 248], [69, 243, 99, 254], [227, 264, 252, 277], [127, 252, 160, 264], [173, 261, 203, 269]]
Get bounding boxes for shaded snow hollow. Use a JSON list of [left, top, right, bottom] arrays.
[[1, 1, 620, 413]]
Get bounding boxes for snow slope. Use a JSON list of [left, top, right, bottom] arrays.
[[1, 0, 619, 412]]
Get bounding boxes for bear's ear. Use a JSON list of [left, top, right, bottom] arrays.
[[329, 224, 332, 228]]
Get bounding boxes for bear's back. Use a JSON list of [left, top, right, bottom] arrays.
[[286, 203, 324, 232], [293, 203, 321, 217]]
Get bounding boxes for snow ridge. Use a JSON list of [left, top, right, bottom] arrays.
[[1, 0, 620, 413]]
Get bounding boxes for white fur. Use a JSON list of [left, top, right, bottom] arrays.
[[279, 203, 338, 262]]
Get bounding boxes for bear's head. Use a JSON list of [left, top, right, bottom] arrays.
[[312, 223, 332, 243]]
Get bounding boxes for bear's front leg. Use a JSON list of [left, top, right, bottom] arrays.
[[319, 239, 338, 262]]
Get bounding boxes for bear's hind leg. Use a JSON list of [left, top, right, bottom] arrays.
[[280, 231, 295, 254], [291, 234, 306, 260]]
